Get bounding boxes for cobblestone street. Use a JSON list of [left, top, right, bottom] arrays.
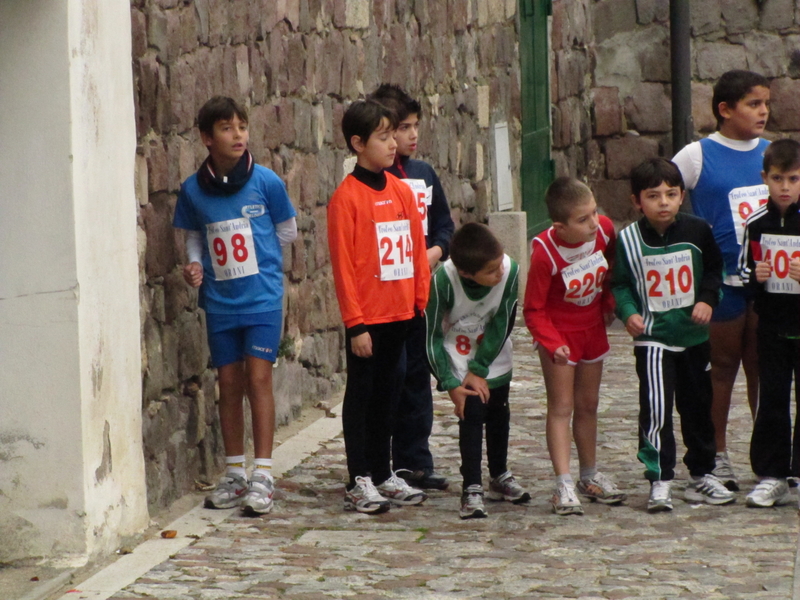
[[81, 325, 798, 599]]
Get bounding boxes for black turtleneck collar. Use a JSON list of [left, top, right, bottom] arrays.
[[352, 164, 386, 191], [197, 150, 254, 196]]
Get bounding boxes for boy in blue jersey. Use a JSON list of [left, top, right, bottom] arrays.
[[173, 96, 297, 516], [672, 70, 771, 491], [369, 84, 455, 491]]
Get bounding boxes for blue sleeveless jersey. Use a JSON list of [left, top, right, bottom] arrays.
[[173, 164, 296, 314], [689, 137, 769, 285]]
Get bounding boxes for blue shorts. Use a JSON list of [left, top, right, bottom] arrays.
[[711, 284, 749, 322], [206, 310, 282, 367]]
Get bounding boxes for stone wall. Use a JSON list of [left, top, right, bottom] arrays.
[[131, 0, 521, 511], [552, 0, 800, 223]]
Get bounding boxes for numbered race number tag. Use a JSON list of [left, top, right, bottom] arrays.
[[206, 218, 259, 281], [643, 250, 695, 312], [728, 184, 768, 246], [402, 179, 432, 236], [561, 251, 608, 307], [376, 219, 414, 281], [761, 234, 800, 295]]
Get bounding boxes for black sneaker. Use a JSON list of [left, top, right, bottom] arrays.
[[396, 468, 449, 490]]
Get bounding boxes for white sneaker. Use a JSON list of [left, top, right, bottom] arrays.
[[376, 472, 427, 506], [551, 481, 583, 515], [577, 471, 627, 505], [685, 474, 736, 505], [647, 480, 673, 512], [204, 474, 248, 509], [746, 478, 792, 508], [712, 451, 739, 491], [344, 476, 391, 514], [240, 472, 274, 516]]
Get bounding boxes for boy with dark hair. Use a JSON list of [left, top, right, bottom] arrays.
[[524, 177, 626, 515], [426, 223, 529, 519], [369, 83, 455, 491], [738, 139, 800, 507], [612, 158, 734, 512], [672, 69, 771, 490], [173, 96, 298, 516], [328, 99, 431, 514]]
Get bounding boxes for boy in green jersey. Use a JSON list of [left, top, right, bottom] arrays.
[[612, 158, 735, 512]]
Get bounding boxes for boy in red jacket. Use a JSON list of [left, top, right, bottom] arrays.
[[328, 99, 431, 514]]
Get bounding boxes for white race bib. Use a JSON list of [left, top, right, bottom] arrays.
[[206, 218, 258, 281], [561, 251, 608, 307], [402, 179, 432, 236], [761, 234, 800, 295], [643, 250, 695, 312], [728, 185, 768, 245], [375, 219, 414, 281]]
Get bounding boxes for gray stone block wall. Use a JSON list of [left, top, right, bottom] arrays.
[[555, 0, 800, 225], [132, 0, 521, 511]]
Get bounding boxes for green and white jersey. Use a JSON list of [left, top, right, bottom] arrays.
[[612, 214, 723, 350], [425, 255, 518, 391]]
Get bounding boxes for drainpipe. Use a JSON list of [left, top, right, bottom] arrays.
[[670, 0, 693, 154]]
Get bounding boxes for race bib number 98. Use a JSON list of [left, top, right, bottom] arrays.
[[728, 185, 768, 245], [643, 250, 695, 312], [402, 179, 432, 236], [206, 218, 259, 281], [376, 219, 414, 281], [561, 251, 608, 306], [761, 234, 800, 295]]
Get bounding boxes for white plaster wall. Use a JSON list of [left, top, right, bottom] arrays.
[[0, 0, 147, 563]]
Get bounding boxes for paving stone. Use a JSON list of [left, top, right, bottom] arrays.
[[105, 324, 796, 599]]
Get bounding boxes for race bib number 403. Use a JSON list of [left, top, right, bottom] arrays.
[[643, 250, 695, 312], [206, 218, 259, 281], [728, 184, 768, 245], [561, 251, 608, 306], [376, 219, 414, 281], [761, 234, 800, 295], [402, 179, 432, 236]]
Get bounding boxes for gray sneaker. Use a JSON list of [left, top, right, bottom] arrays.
[[241, 472, 275, 516], [460, 484, 488, 519], [551, 481, 584, 515], [487, 471, 531, 504], [647, 480, 673, 512], [344, 476, 391, 514], [577, 472, 627, 505], [376, 472, 427, 506], [685, 474, 736, 505], [746, 478, 793, 508], [204, 474, 248, 509], [712, 451, 739, 491]]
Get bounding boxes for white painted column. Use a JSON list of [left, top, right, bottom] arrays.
[[0, 0, 147, 563]]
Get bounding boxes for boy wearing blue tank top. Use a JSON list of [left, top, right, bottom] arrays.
[[425, 224, 530, 519], [672, 70, 771, 491]]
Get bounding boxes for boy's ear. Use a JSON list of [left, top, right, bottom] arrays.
[[717, 101, 734, 120], [200, 130, 213, 148], [630, 194, 642, 210], [761, 170, 768, 185], [350, 135, 365, 153]]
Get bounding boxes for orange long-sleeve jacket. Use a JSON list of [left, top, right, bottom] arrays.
[[328, 172, 430, 329]]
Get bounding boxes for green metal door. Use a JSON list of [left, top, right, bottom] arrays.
[[519, 0, 553, 237]]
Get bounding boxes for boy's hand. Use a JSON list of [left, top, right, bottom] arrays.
[[789, 257, 800, 283], [448, 386, 471, 419], [625, 314, 645, 338], [350, 332, 373, 358], [603, 311, 615, 327], [183, 262, 203, 288], [461, 372, 489, 402], [427, 246, 443, 270], [755, 260, 772, 283], [553, 345, 571, 365], [691, 301, 713, 325]]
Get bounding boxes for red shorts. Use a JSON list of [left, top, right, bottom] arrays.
[[536, 321, 609, 365]]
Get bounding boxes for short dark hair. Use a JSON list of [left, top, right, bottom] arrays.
[[341, 99, 399, 153], [197, 96, 248, 136], [763, 139, 800, 173], [449, 223, 503, 275], [368, 83, 421, 122], [712, 70, 769, 129], [630, 158, 685, 198], [544, 177, 594, 224]]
